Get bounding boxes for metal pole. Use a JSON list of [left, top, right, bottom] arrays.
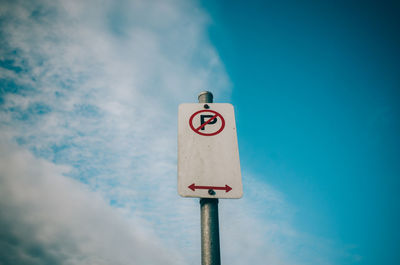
[[198, 91, 221, 265], [198, 91, 213, 104]]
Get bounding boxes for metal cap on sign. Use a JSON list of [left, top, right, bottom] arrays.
[[198, 91, 213, 103]]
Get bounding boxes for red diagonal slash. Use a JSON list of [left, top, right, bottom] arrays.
[[188, 109, 225, 136]]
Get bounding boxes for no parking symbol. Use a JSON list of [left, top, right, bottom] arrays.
[[178, 103, 242, 199], [189, 110, 225, 136]]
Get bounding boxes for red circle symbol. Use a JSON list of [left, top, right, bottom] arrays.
[[189, 110, 225, 136]]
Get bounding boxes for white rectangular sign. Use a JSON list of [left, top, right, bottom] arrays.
[[178, 103, 242, 199]]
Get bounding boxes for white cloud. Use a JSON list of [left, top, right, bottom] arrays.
[[0, 0, 229, 204], [0, 140, 182, 265], [0, 0, 224, 264]]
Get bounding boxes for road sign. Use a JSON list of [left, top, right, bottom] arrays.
[[178, 103, 242, 199]]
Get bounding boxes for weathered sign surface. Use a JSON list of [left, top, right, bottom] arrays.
[[178, 103, 242, 199]]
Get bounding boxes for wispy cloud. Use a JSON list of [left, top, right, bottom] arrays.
[[0, 140, 178, 265], [0, 0, 226, 263], [0, 0, 349, 264], [0, 0, 228, 209]]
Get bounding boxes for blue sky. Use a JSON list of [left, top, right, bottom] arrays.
[[203, 1, 399, 264], [0, 0, 399, 264]]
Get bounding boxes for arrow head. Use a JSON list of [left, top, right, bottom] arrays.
[[188, 183, 196, 191], [225, 185, 232, 192]]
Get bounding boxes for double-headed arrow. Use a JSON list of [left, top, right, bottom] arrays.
[[188, 183, 232, 193]]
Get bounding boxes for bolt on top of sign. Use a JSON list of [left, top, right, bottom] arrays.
[[178, 98, 242, 199]]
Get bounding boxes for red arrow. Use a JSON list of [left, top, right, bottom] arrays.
[[188, 183, 232, 193]]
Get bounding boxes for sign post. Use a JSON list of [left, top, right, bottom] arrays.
[[198, 91, 220, 265], [178, 91, 242, 265]]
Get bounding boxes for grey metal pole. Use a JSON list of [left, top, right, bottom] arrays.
[[198, 91, 221, 265], [198, 91, 214, 104]]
